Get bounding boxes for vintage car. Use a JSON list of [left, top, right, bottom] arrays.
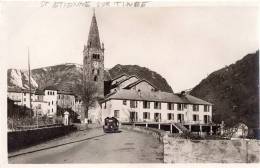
[[103, 117, 119, 133]]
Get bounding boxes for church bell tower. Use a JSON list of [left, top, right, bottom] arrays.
[[83, 12, 104, 98]]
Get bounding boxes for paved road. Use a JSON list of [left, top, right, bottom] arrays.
[[9, 128, 163, 163]]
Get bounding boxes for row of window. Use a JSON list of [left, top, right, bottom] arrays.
[[92, 54, 100, 59], [58, 94, 74, 99], [122, 100, 210, 112], [113, 110, 211, 123], [48, 101, 55, 106], [47, 91, 56, 95]]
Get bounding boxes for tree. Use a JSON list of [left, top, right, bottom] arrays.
[[74, 80, 98, 124]]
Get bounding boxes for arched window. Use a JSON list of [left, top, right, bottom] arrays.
[[94, 76, 98, 81], [92, 69, 95, 74]]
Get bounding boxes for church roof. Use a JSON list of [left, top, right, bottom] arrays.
[[87, 12, 101, 49]]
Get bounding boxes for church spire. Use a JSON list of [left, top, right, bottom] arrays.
[[87, 10, 101, 49]]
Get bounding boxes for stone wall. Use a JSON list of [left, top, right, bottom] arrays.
[[121, 125, 166, 142], [8, 125, 77, 152], [164, 136, 260, 163]]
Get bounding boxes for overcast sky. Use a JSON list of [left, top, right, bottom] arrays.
[[4, 2, 259, 92]]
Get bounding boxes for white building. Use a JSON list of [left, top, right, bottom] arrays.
[[7, 88, 36, 108], [32, 89, 48, 116], [43, 86, 58, 117], [57, 90, 75, 109], [101, 89, 212, 125], [72, 96, 83, 116]]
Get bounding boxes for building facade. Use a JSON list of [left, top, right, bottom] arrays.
[[101, 89, 212, 125], [57, 90, 75, 109]]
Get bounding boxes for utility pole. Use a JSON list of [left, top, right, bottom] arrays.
[[28, 47, 37, 127]]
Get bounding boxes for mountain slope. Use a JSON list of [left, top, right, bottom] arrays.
[[8, 63, 173, 93], [190, 51, 259, 129]]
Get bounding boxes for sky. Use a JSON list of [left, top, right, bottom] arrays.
[[3, 1, 259, 92]]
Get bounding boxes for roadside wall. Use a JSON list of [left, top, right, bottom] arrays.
[[121, 125, 166, 142], [164, 136, 260, 163], [8, 125, 77, 152]]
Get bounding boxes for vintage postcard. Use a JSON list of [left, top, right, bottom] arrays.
[[0, 0, 259, 167]]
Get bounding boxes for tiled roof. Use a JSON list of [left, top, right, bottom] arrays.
[[35, 89, 44, 95], [111, 73, 129, 81], [112, 75, 140, 87], [8, 87, 35, 93], [123, 79, 158, 90], [57, 90, 74, 95], [104, 89, 212, 105], [44, 86, 58, 91]]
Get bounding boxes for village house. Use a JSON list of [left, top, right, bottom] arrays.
[[57, 90, 75, 109], [7, 86, 82, 118], [101, 89, 212, 124], [72, 96, 84, 117], [32, 89, 48, 116]]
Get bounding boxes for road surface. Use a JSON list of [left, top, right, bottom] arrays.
[[9, 127, 163, 163]]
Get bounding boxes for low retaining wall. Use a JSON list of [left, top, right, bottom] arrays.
[[164, 136, 260, 163], [121, 125, 166, 142], [8, 125, 77, 152]]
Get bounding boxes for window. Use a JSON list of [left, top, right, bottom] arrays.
[[48, 102, 50, 106], [204, 105, 209, 112], [24, 98, 26, 101], [184, 104, 187, 109], [177, 114, 184, 123], [92, 54, 100, 59], [167, 103, 174, 110], [193, 105, 199, 111], [167, 113, 174, 120], [94, 76, 97, 81], [104, 102, 106, 109], [123, 100, 127, 105], [92, 69, 94, 74], [204, 115, 210, 124], [130, 100, 137, 108], [52, 101, 53, 105], [24, 93, 26, 96], [143, 101, 150, 109], [154, 113, 161, 122], [154, 102, 161, 109], [143, 112, 150, 119], [193, 114, 199, 121], [114, 110, 119, 118], [177, 103, 184, 111]]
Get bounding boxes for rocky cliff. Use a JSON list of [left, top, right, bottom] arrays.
[[191, 51, 259, 129]]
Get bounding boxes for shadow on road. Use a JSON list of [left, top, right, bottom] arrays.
[[8, 134, 106, 158]]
